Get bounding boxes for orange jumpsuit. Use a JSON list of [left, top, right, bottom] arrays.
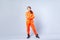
[[25, 11, 38, 35]]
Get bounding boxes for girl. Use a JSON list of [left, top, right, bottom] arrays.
[[25, 6, 40, 39]]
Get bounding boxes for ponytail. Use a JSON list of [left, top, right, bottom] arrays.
[[30, 10, 33, 14]]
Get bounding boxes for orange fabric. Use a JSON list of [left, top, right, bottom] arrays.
[[25, 11, 38, 35]]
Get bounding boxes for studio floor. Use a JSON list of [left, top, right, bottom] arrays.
[[0, 34, 60, 40]]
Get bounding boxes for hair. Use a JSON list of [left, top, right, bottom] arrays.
[[27, 6, 33, 14]]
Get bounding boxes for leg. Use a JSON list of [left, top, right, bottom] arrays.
[[26, 21, 30, 38], [30, 21, 38, 35], [26, 21, 30, 35], [30, 21, 40, 38]]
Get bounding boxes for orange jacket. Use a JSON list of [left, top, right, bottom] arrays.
[[25, 11, 35, 20]]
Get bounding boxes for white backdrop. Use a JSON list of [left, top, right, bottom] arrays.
[[0, 0, 60, 39]]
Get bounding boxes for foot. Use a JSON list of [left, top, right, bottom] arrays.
[[36, 34, 40, 38], [27, 34, 30, 39]]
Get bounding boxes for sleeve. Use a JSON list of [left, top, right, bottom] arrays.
[[30, 13, 35, 20]]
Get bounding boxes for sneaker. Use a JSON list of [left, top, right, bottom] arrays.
[[36, 34, 40, 38], [27, 34, 30, 39]]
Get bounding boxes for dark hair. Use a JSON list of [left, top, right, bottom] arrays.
[[30, 10, 33, 14], [27, 6, 31, 9], [27, 6, 33, 14]]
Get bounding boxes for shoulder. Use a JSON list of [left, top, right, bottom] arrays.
[[25, 10, 28, 15]]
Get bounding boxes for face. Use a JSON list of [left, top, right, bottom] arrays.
[[27, 7, 31, 11]]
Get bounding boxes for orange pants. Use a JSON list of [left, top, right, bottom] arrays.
[[26, 20, 38, 35]]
